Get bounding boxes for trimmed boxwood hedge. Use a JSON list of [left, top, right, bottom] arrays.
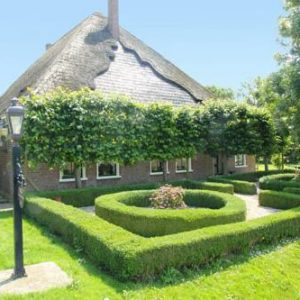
[[36, 180, 234, 207], [283, 187, 300, 195], [222, 169, 294, 183], [95, 190, 246, 237], [259, 190, 300, 209], [208, 177, 257, 195], [25, 193, 300, 281], [259, 174, 297, 191]]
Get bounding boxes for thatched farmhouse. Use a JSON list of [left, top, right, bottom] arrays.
[[0, 0, 255, 197]]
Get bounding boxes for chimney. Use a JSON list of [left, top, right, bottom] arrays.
[[108, 0, 120, 40]]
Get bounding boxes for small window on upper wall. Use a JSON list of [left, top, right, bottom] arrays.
[[150, 160, 169, 175], [97, 162, 120, 180], [176, 158, 193, 173], [59, 163, 87, 182], [235, 154, 247, 168]]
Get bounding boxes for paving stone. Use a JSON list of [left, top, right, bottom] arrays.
[[0, 262, 72, 295]]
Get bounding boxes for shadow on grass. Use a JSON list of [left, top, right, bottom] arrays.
[[21, 214, 300, 296]]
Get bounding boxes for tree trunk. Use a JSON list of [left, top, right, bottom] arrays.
[[163, 161, 168, 182], [221, 153, 228, 175], [75, 166, 82, 189], [264, 156, 269, 172]]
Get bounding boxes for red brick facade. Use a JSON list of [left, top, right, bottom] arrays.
[[0, 142, 256, 198], [14, 154, 255, 194]]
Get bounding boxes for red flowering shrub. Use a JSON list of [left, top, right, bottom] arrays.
[[150, 185, 186, 209]]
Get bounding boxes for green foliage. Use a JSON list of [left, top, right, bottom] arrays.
[[95, 190, 246, 237], [259, 190, 300, 209], [142, 103, 177, 161], [174, 180, 234, 194], [205, 85, 235, 100], [34, 179, 234, 207], [208, 177, 257, 195], [25, 194, 300, 281], [150, 185, 186, 209], [219, 169, 295, 182], [199, 100, 276, 159], [22, 88, 276, 179], [283, 187, 300, 195], [2, 213, 300, 299], [22, 89, 146, 168], [259, 173, 297, 191], [271, 153, 284, 170], [174, 107, 199, 158]]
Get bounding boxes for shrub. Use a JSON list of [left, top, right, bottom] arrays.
[[95, 190, 246, 237], [259, 190, 300, 209], [208, 177, 257, 195], [283, 187, 300, 195], [34, 180, 234, 207], [259, 173, 297, 191], [25, 194, 300, 281], [222, 169, 294, 183], [178, 180, 234, 194], [150, 185, 186, 209]]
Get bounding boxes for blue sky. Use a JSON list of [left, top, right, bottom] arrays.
[[0, 0, 284, 95]]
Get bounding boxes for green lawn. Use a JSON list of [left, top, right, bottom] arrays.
[[1, 211, 300, 300], [256, 163, 297, 171]]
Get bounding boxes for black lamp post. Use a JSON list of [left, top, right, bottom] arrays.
[[6, 97, 26, 279]]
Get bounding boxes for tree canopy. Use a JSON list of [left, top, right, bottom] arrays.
[[205, 85, 235, 100], [21, 88, 276, 186]]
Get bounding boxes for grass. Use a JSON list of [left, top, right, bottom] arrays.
[[256, 163, 298, 171], [1, 211, 300, 299]]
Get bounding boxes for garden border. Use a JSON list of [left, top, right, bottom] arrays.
[[35, 179, 234, 207], [25, 193, 300, 281], [259, 173, 297, 191], [95, 190, 246, 237]]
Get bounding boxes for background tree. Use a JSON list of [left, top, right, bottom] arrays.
[[22, 89, 146, 188], [174, 107, 199, 179], [142, 103, 177, 181], [206, 85, 235, 100]]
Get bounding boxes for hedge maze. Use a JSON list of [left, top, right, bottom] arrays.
[[95, 190, 246, 237], [24, 176, 300, 281]]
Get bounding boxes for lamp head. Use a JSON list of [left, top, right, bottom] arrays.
[[6, 98, 25, 142]]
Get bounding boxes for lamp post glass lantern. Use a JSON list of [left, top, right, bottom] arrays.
[[7, 97, 26, 278], [7, 98, 25, 141]]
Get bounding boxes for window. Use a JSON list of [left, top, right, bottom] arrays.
[[150, 160, 169, 175], [235, 155, 247, 168], [176, 158, 193, 173], [97, 163, 120, 179], [59, 163, 87, 182]]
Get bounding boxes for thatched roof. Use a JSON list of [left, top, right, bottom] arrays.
[[0, 12, 211, 113]]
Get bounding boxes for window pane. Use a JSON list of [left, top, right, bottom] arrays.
[[176, 158, 187, 171], [61, 164, 85, 180], [98, 163, 117, 177], [235, 155, 245, 166], [151, 160, 164, 173], [62, 163, 75, 179]]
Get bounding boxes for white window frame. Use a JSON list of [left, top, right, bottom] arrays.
[[235, 154, 247, 168], [175, 158, 193, 173], [59, 164, 87, 183], [150, 160, 169, 176], [96, 162, 121, 180]]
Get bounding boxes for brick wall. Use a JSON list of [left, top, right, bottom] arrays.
[[227, 155, 256, 174], [94, 43, 197, 106], [0, 153, 256, 195], [0, 143, 13, 199], [24, 154, 215, 192]]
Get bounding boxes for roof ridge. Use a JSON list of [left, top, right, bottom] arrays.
[[0, 11, 212, 113]]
